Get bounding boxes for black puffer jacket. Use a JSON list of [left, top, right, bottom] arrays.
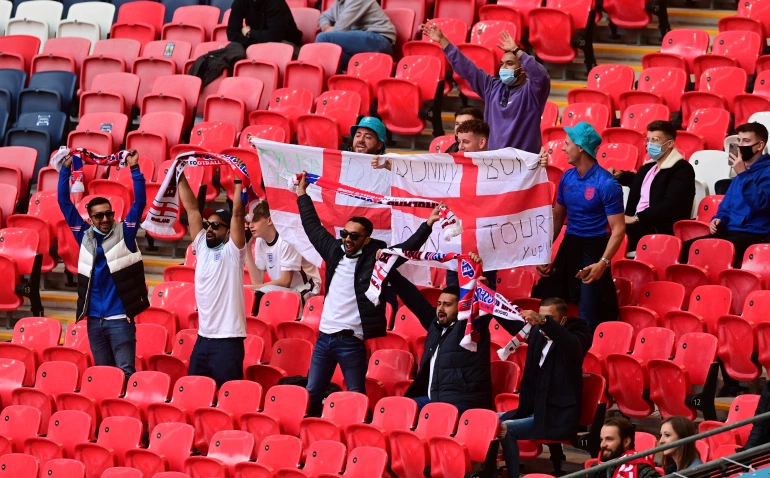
[[298, 194, 432, 340], [388, 270, 525, 410]]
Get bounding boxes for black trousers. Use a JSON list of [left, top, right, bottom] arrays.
[[626, 221, 666, 253], [188, 336, 245, 388], [681, 230, 766, 267]]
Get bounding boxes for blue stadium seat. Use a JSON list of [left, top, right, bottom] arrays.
[[0, 91, 11, 115], [15, 111, 67, 150], [0, 110, 9, 144], [18, 89, 62, 118], [28, 71, 77, 113], [161, 0, 198, 23], [0, 69, 27, 120]]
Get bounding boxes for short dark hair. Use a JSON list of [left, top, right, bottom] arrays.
[[86, 197, 111, 214], [604, 417, 635, 449], [736, 122, 769, 144], [455, 107, 484, 121], [647, 120, 677, 139], [456, 119, 490, 138], [251, 201, 270, 220], [347, 217, 373, 236], [541, 297, 568, 317], [441, 285, 460, 299]]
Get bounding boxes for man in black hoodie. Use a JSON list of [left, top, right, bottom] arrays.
[[498, 297, 592, 478], [227, 0, 303, 48], [296, 172, 439, 415]]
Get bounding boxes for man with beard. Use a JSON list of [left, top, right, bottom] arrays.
[[296, 171, 440, 416], [177, 170, 247, 388], [346, 116, 387, 154], [592, 418, 660, 478]]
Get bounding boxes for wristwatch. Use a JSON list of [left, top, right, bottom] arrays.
[[512, 47, 522, 56], [234, 179, 243, 185], [634, 214, 640, 223], [600, 257, 611, 267]]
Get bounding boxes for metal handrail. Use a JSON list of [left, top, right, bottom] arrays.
[[559, 410, 770, 478]]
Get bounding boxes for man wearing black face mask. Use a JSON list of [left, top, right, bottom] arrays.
[[681, 122, 770, 268], [296, 171, 440, 416]]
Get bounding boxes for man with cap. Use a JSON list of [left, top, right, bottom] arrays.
[[347, 116, 387, 155], [534, 122, 625, 330], [176, 165, 248, 388]]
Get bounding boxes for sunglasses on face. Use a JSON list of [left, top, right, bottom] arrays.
[[203, 221, 227, 231], [340, 230, 366, 241], [91, 211, 115, 221]]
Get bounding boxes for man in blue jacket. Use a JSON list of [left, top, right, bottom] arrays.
[[58, 151, 150, 380], [681, 122, 770, 266]]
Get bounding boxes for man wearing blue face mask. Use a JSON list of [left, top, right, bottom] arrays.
[[420, 23, 550, 154], [608, 120, 695, 252]]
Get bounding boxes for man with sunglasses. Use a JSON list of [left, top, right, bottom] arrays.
[[57, 150, 149, 381], [177, 169, 248, 388], [297, 171, 441, 416]]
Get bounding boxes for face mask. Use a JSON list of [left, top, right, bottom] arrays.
[[499, 68, 518, 86], [739, 143, 760, 161], [646, 141, 670, 160]]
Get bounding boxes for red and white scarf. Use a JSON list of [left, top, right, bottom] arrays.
[[599, 451, 656, 478], [289, 173, 463, 242], [370, 248, 525, 352], [51, 146, 132, 193], [497, 323, 532, 360], [142, 151, 259, 235]]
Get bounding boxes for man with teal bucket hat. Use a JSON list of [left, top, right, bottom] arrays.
[[534, 122, 626, 330], [346, 116, 387, 155]]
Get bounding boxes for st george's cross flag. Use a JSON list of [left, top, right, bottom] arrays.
[[252, 140, 553, 273]]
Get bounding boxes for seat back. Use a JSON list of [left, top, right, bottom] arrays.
[[688, 285, 733, 335], [94, 416, 143, 462], [367, 349, 413, 395], [170, 5, 219, 39], [452, 409, 499, 462], [45, 410, 92, 457], [301, 440, 346, 476], [255, 434, 301, 470], [124, 370, 171, 408], [590, 321, 634, 358], [637, 281, 685, 318], [672, 332, 717, 385], [117, 1, 165, 33], [585, 64, 635, 111], [0, 405, 41, 450], [146, 422, 194, 472], [205, 430, 253, 469], [711, 30, 761, 74], [636, 234, 682, 273], [345, 52, 394, 94], [0, 227, 39, 275], [11, 316, 61, 358], [688, 238, 735, 284], [469, 20, 518, 64], [268, 338, 313, 377], [261, 385, 309, 436], [686, 109, 731, 151], [413, 402, 458, 438], [737, 290, 770, 324], [32, 360, 78, 395], [394, 55, 442, 101], [168, 374, 216, 410], [697, 66, 747, 110], [216, 380, 262, 420], [218, 77, 263, 113], [315, 90, 361, 134], [660, 29, 710, 73], [321, 391, 369, 428], [631, 327, 675, 363], [93, 38, 141, 70], [620, 104, 670, 133], [0, 454, 38, 476], [78, 365, 126, 402], [245, 42, 294, 81], [341, 446, 387, 478]]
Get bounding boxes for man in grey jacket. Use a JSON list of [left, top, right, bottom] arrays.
[[316, 0, 396, 70]]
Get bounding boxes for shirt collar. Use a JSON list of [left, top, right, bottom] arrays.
[[341, 244, 363, 258], [577, 161, 600, 181]]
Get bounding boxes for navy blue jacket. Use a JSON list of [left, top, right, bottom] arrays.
[[714, 154, 770, 236]]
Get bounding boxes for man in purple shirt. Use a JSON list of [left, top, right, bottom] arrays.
[[420, 24, 551, 153]]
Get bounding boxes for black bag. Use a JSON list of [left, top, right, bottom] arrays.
[[187, 42, 246, 87]]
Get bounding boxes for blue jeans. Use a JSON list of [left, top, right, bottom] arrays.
[[315, 30, 393, 71], [188, 336, 245, 388], [86, 318, 136, 381], [499, 414, 535, 478], [306, 332, 367, 416], [412, 395, 474, 416]]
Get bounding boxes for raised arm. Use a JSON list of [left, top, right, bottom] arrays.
[[57, 158, 87, 240], [231, 179, 245, 249], [178, 173, 203, 239], [539, 314, 591, 360], [123, 150, 145, 251], [296, 172, 339, 262], [387, 269, 436, 331], [245, 239, 265, 288]]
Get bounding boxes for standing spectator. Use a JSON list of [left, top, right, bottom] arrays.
[[593, 418, 660, 478], [681, 122, 770, 267], [387, 254, 526, 413], [420, 24, 550, 153], [227, 0, 303, 48], [445, 107, 485, 153], [498, 297, 592, 478], [608, 121, 695, 252], [177, 171, 247, 388], [658, 417, 703, 474], [57, 151, 149, 381], [346, 117, 387, 155], [316, 0, 396, 71], [246, 200, 322, 311], [296, 172, 439, 416], [535, 122, 625, 330]]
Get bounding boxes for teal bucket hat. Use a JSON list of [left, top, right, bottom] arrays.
[[350, 116, 387, 144], [564, 121, 602, 159]]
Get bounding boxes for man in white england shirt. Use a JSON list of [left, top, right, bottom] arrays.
[[177, 170, 247, 388]]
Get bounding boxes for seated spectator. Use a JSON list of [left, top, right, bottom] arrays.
[[347, 116, 387, 155], [420, 23, 549, 153], [387, 254, 525, 414], [227, 0, 302, 48], [609, 121, 695, 252], [535, 122, 625, 331], [497, 298, 592, 478], [658, 416, 703, 474], [445, 107, 485, 153], [316, 0, 396, 71], [593, 418, 660, 478], [246, 201, 322, 312], [681, 121, 770, 267], [738, 380, 769, 452]]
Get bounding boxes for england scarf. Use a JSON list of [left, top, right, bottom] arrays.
[[289, 173, 463, 242], [142, 151, 259, 235], [598, 451, 656, 478], [51, 146, 132, 193], [371, 248, 525, 352]]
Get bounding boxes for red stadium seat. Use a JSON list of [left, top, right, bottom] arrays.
[[126, 111, 184, 172], [249, 87, 314, 141], [606, 327, 675, 418], [0, 454, 38, 476], [146, 375, 216, 430], [377, 55, 443, 136], [0, 35, 40, 76], [734, 94, 770, 126], [12, 360, 78, 434], [101, 468, 143, 478], [681, 67, 746, 125], [641, 29, 709, 77], [568, 65, 635, 115], [135, 307, 178, 353], [470, 20, 519, 65], [328, 53, 393, 115], [586, 321, 634, 377], [649, 332, 718, 420], [141, 75, 201, 130], [100, 371, 171, 424], [218, 76, 263, 113], [314, 90, 361, 137], [719, 265, 764, 316], [664, 285, 732, 340], [255, 290, 302, 327], [245, 42, 294, 84], [32, 37, 90, 76], [699, 395, 761, 452], [667, 238, 734, 290], [204, 96, 246, 132], [612, 234, 682, 304], [346, 396, 417, 453], [428, 134, 456, 153], [601, 0, 657, 31], [147, 329, 198, 387], [428, 409, 498, 477], [81, 72, 140, 116], [275, 440, 346, 478], [240, 385, 308, 455], [545, 103, 610, 139], [234, 434, 302, 477], [299, 392, 369, 456], [738, 0, 770, 42], [684, 108, 730, 151], [622, 68, 687, 114], [141, 40, 192, 74], [56, 365, 125, 440], [192, 380, 262, 455], [25, 410, 91, 465], [112, 1, 166, 45], [162, 6, 219, 50], [0, 316, 60, 386], [125, 422, 194, 475], [596, 143, 639, 172], [434, 0, 474, 27], [74, 416, 143, 478], [246, 338, 313, 391], [296, 42, 342, 87], [241, 124, 286, 144], [185, 430, 254, 478], [291, 8, 320, 44], [739, 244, 770, 289], [719, 15, 764, 38], [0, 405, 41, 453], [132, 57, 176, 105], [364, 349, 414, 404], [528, 7, 585, 66], [72, 113, 129, 154], [389, 402, 458, 477], [708, 30, 762, 75]]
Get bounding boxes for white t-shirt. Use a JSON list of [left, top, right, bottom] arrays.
[[319, 255, 363, 339], [193, 230, 247, 338], [539, 339, 553, 367], [253, 234, 321, 298]]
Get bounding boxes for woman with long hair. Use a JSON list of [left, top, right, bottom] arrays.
[[659, 416, 704, 473]]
